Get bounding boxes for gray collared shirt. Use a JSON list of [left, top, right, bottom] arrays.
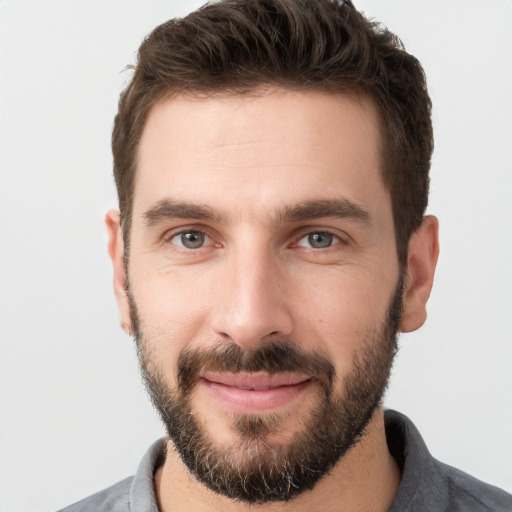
[[57, 410, 512, 511]]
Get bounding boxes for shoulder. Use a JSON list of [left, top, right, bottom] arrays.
[[55, 438, 165, 512], [385, 410, 512, 512], [56, 476, 133, 512], [436, 461, 512, 512]]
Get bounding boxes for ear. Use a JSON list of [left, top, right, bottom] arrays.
[[105, 209, 132, 335], [399, 215, 440, 333]]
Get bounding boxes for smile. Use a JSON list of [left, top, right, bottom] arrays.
[[199, 373, 312, 413]]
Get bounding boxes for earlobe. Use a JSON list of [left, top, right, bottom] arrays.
[[399, 215, 440, 333], [105, 209, 133, 335]]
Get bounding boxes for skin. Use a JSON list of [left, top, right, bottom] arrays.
[[107, 89, 439, 512]]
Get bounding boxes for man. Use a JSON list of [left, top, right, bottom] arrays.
[[59, 0, 512, 510]]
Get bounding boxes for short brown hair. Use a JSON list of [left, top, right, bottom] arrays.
[[112, 0, 433, 266]]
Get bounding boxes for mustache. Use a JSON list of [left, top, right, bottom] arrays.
[[177, 341, 336, 397]]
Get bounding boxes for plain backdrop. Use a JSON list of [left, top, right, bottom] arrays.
[[1, 1, 511, 511]]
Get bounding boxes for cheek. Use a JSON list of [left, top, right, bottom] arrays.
[[290, 270, 394, 364], [130, 265, 214, 373]]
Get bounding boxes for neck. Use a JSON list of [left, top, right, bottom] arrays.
[[155, 408, 400, 512]]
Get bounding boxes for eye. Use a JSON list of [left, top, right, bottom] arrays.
[[169, 230, 210, 249], [296, 231, 341, 249]]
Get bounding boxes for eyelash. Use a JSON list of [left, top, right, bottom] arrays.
[[163, 228, 216, 250], [295, 231, 343, 250], [162, 227, 348, 253]]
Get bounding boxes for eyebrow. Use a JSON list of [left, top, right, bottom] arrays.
[[276, 198, 371, 224], [144, 199, 220, 226], [143, 197, 371, 227]]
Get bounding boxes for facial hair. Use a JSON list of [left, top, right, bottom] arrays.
[[129, 278, 403, 504]]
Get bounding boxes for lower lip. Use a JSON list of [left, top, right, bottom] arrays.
[[200, 378, 311, 414]]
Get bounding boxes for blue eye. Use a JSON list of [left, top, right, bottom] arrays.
[[171, 230, 209, 249], [297, 232, 340, 249]]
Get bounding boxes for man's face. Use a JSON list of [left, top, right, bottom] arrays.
[[121, 90, 403, 502]]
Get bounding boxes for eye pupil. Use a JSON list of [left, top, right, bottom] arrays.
[[308, 232, 333, 248], [181, 231, 205, 249]]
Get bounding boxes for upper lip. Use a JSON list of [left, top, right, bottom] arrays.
[[201, 372, 311, 390]]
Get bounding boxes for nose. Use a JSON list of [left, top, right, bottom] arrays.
[[210, 246, 293, 348]]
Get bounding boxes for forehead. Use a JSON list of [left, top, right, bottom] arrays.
[[133, 89, 388, 223]]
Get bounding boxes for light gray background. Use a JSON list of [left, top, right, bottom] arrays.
[[1, 1, 511, 511]]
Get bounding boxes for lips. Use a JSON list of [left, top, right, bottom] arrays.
[[199, 372, 312, 413]]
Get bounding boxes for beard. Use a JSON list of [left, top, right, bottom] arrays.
[[129, 277, 403, 504]]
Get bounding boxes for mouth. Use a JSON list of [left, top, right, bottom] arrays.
[[199, 372, 312, 413]]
